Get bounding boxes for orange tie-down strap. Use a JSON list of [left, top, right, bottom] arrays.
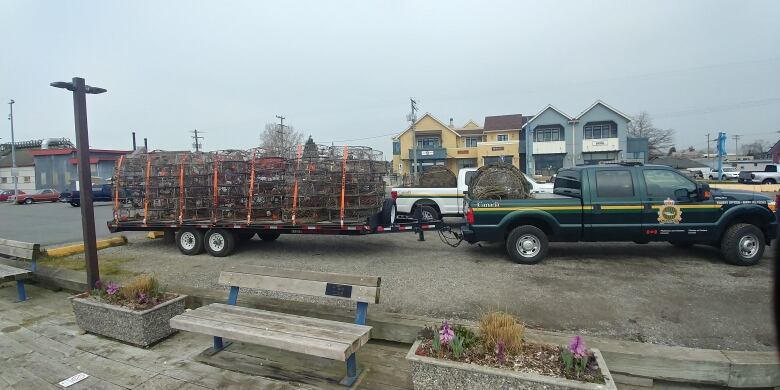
[[113, 155, 124, 222], [340, 145, 348, 224], [247, 151, 256, 224], [143, 155, 153, 224]]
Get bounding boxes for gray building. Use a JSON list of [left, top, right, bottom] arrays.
[[523, 100, 641, 175], [31, 148, 130, 192]]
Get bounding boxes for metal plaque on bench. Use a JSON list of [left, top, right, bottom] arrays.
[[325, 283, 353, 298]]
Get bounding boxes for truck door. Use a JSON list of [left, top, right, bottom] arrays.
[[640, 168, 721, 242], [584, 168, 643, 241]]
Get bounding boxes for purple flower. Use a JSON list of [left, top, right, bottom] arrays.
[[497, 339, 506, 364], [569, 335, 587, 359], [94, 280, 103, 289], [439, 321, 454, 345], [106, 282, 120, 296], [137, 293, 148, 305]]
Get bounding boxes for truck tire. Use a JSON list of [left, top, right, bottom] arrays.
[[381, 198, 397, 225], [506, 225, 549, 264], [70, 202, 80, 207], [762, 179, 776, 184], [176, 228, 205, 255], [416, 205, 439, 221], [259, 232, 281, 242], [204, 229, 236, 257], [721, 223, 764, 266]]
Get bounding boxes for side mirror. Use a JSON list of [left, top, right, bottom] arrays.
[[673, 188, 690, 201], [698, 183, 711, 201]]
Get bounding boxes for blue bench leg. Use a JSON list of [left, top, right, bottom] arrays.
[[339, 353, 361, 386], [16, 280, 27, 302]]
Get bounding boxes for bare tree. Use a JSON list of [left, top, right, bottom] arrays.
[[627, 111, 675, 160], [259, 123, 303, 157], [740, 139, 770, 157]]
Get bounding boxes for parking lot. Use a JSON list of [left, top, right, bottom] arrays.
[[2, 200, 775, 352]]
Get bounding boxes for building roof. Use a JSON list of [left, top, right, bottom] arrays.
[[393, 113, 461, 140], [650, 156, 709, 169], [455, 129, 486, 136], [0, 150, 35, 168], [483, 114, 526, 131], [28, 148, 132, 156], [523, 105, 573, 128], [576, 100, 632, 122]]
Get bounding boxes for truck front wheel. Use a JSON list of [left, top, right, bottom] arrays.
[[176, 228, 205, 256], [506, 225, 549, 264], [721, 223, 764, 266]]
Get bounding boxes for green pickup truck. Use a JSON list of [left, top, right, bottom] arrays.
[[462, 164, 777, 266]]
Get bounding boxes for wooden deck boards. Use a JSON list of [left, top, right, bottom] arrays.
[[0, 283, 412, 390]]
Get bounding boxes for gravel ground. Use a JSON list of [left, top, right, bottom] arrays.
[[84, 228, 776, 352]]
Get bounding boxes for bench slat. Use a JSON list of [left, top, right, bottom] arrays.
[[0, 238, 41, 261], [203, 303, 371, 336], [221, 265, 380, 287], [188, 305, 370, 349], [219, 271, 380, 303], [170, 314, 357, 361], [0, 263, 32, 282]]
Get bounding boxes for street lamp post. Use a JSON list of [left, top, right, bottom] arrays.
[[8, 100, 17, 198], [50, 77, 107, 289]]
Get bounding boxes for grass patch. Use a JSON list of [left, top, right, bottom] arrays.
[[38, 255, 137, 278]]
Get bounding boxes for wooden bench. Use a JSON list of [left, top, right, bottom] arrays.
[[0, 238, 42, 302], [170, 265, 381, 386]]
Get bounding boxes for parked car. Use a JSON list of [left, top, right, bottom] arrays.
[[392, 167, 553, 220], [709, 166, 739, 181], [738, 164, 780, 184], [0, 190, 25, 202], [15, 188, 60, 204], [68, 184, 114, 207]]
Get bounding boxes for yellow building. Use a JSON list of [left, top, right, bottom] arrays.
[[391, 113, 527, 176]]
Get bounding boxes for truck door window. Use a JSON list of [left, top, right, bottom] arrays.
[[767, 165, 777, 172], [553, 170, 581, 197], [464, 171, 476, 188], [643, 169, 696, 200], [595, 170, 634, 198]]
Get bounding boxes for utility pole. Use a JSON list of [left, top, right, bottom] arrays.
[[7, 100, 17, 197], [50, 77, 107, 289], [191, 129, 204, 152], [706, 133, 711, 168], [732, 134, 741, 156], [276, 115, 286, 157], [408, 98, 418, 185]]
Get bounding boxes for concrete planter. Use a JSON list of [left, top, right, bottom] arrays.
[[70, 292, 186, 347], [406, 340, 616, 390]]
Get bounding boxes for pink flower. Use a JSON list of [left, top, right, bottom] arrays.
[[439, 321, 454, 345], [569, 335, 587, 359], [106, 282, 120, 296], [497, 339, 506, 364], [137, 293, 149, 305]]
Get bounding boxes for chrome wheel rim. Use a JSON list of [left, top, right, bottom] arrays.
[[516, 234, 541, 258], [180, 232, 197, 251], [738, 234, 759, 258], [421, 210, 433, 220], [209, 233, 225, 252]]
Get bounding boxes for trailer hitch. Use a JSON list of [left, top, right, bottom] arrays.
[[437, 225, 464, 248]]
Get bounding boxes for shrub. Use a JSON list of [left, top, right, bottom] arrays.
[[453, 325, 478, 349], [479, 311, 524, 354]]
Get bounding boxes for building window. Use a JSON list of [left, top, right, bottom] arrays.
[[416, 137, 441, 148], [534, 125, 565, 142], [0, 177, 6, 184], [496, 134, 509, 142], [392, 141, 401, 155], [583, 151, 619, 165], [457, 158, 477, 169], [23, 176, 31, 183], [534, 154, 565, 176], [483, 156, 513, 165], [464, 137, 480, 147], [583, 121, 617, 139]]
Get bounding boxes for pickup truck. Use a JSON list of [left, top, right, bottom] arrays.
[[392, 167, 553, 220], [68, 184, 114, 207], [462, 163, 777, 266], [738, 164, 780, 184]]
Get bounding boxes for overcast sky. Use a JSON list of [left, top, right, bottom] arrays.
[[1, 0, 779, 158]]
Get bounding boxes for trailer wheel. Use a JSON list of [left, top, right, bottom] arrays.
[[205, 229, 236, 257], [506, 225, 548, 264], [259, 232, 281, 242], [381, 198, 397, 225], [176, 228, 205, 255]]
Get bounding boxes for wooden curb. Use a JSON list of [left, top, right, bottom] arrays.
[[10, 264, 780, 388], [43, 235, 128, 258]]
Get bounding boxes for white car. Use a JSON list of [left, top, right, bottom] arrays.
[[392, 168, 553, 220], [709, 166, 739, 180]]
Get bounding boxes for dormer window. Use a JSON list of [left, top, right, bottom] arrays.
[[583, 121, 617, 139]]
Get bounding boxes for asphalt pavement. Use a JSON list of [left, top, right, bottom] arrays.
[[0, 201, 118, 245]]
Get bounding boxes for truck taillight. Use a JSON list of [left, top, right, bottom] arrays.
[[391, 191, 398, 200], [466, 207, 475, 224]]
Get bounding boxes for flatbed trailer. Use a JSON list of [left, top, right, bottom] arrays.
[[107, 216, 442, 257]]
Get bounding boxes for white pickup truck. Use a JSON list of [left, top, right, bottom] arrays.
[[391, 167, 553, 220], [738, 164, 780, 184]]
